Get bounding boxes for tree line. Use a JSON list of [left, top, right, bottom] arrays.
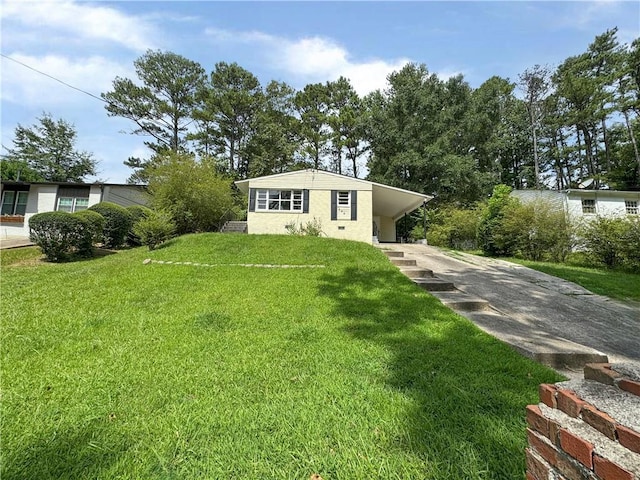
[[2, 28, 639, 206]]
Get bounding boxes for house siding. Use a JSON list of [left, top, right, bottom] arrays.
[[248, 170, 373, 192], [512, 189, 640, 224], [1, 183, 149, 239], [566, 191, 640, 221], [247, 188, 373, 243]]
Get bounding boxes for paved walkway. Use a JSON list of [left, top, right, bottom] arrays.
[[388, 244, 639, 370], [0, 237, 33, 250]]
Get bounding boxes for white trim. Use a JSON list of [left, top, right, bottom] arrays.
[[256, 189, 303, 212]]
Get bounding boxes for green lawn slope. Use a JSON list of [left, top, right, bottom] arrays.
[[1, 234, 562, 479]]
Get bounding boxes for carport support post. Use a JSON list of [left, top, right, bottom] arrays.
[[422, 200, 427, 241], [403, 213, 408, 243]]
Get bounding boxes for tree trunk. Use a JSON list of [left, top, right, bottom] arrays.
[[581, 126, 598, 185], [229, 139, 235, 173], [623, 109, 640, 180], [601, 116, 611, 172], [558, 131, 571, 188], [532, 124, 540, 189]]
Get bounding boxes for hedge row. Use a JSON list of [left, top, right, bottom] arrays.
[[29, 202, 172, 262]]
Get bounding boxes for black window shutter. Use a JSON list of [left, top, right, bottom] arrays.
[[350, 190, 357, 220], [331, 190, 337, 220], [303, 189, 309, 213], [249, 188, 256, 212]]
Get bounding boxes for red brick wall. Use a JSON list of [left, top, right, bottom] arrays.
[[526, 364, 640, 480]]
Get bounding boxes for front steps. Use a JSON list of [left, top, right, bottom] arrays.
[[220, 221, 247, 234], [383, 249, 476, 308], [380, 247, 608, 371]]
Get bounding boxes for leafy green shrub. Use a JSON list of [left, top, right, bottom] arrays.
[[420, 207, 480, 250], [478, 185, 519, 256], [126, 205, 153, 245], [148, 153, 235, 234], [284, 218, 324, 236], [579, 216, 636, 269], [619, 217, 640, 272], [29, 211, 93, 261], [73, 210, 105, 244], [132, 210, 176, 250], [88, 202, 133, 248], [498, 200, 574, 262]]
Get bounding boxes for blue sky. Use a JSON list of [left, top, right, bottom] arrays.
[[2, 1, 639, 183]]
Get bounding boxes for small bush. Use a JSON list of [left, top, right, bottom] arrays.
[[88, 202, 133, 248], [420, 207, 480, 250], [29, 211, 93, 261], [579, 216, 635, 269], [126, 205, 153, 245], [478, 185, 519, 256], [498, 200, 574, 262], [284, 218, 323, 236], [133, 210, 176, 250], [619, 217, 640, 272], [73, 210, 105, 244]]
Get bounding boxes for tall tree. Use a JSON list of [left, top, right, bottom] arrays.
[[613, 38, 640, 186], [295, 83, 331, 169], [246, 80, 301, 177], [192, 62, 262, 177], [518, 65, 552, 189], [102, 50, 206, 180], [2, 113, 96, 182]]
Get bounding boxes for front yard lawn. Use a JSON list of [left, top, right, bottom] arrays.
[[505, 257, 640, 302], [1, 234, 561, 479]]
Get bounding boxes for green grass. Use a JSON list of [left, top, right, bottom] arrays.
[[1, 234, 562, 479], [505, 258, 640, 302], [0, 246, 42, 266]]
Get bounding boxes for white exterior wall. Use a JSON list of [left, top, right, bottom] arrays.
[[377, 216, 397, 242], [246, 171, 374, 243], [247, 189, 373, 243], [1, 183, 149, 239], [566, 191, 640, 223]]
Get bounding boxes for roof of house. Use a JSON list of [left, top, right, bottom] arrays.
[[1, 180, 146, 189], [236, 169, 432, 220]]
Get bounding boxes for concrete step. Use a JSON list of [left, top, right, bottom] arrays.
[[384, 251, 404, 258], [431, 292, 490, 311], [413, 278, 456, 291], [464, 311, 609, 369], [221, 221, 247, 233], [400, 268, 434, 279], [391, 258, 417, 267]]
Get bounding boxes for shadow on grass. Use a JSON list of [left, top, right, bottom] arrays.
[[2, 425, 129, 480], [318, 266, 560, 478]]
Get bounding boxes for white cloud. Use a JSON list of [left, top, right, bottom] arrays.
[[1, 54, 133, 107], [205, 28, 411, 95], [1, 0, 156, 51]]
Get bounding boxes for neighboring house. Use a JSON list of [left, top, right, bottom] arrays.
[[235, 169, 432, 244], [1, 181, 149, 238], [511, 189, 640, 223]]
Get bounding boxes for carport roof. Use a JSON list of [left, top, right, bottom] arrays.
[[235, 169, 432, 221]]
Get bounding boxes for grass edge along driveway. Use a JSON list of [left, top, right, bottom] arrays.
[[1, 234, 562, 479]]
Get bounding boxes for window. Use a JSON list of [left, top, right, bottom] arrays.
[[56, 186, 90, 213], [1, 189, 28, 216], [337, 191, 350, 207], [626, 200, 638, 215], [331, 190, 357, 221], [256, 189, 303, 212], [581, 199, 596, 214]]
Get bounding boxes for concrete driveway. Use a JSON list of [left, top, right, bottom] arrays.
[[389, 244, 639, 369]]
